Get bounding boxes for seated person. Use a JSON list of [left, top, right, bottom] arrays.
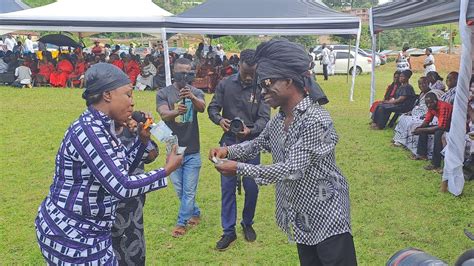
[[50, 54, 73, 87], [393, 77, 444, 154], [371, 70, 416, 129], [68, 57, 87, 88], [7, 53, 20, 73], [123, 54, 140, 85], [440, 71, 458, 104], [135, 56, 157, 91], [109, 53, 124, 71], [412, 92, 453, 174], [35, 56, 55, 86], [13, 60, 32, 88], [426, 71, 445, 91], [370, 71, 401, 113], [0, 52, 8, 73]]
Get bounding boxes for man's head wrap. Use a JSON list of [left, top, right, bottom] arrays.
[[254, 38, 328, 105], [82, 63, 130, 99]]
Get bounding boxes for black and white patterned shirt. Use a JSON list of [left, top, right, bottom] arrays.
[[227, 96, 352, 245]]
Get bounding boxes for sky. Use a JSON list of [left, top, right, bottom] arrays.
[[378, 0, 391, 4]]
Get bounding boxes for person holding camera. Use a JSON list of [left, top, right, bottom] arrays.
[[207, 49, 270, 250], [156, 57, 206, 237]]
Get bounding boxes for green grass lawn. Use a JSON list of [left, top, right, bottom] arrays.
[[0, 65, 472, 265]]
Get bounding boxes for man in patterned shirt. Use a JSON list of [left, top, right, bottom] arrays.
[[413, 92, 453, 175], [209, 39, 357, 265]]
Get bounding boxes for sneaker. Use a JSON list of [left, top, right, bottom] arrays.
[[241, 224, 256, 242], [216, 234, 236, 251]]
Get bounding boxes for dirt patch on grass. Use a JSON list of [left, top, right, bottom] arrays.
[[409, 53, 460, 73]]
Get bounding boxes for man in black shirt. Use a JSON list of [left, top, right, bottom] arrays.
[[208, 49, 270, 250]]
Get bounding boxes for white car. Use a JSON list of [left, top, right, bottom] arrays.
[[313, 50, 373, 75]]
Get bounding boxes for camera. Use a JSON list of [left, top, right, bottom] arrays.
[[230, 117, 245, 134]]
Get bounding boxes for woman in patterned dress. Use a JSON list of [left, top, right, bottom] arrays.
[[34, 63, 183, 265]]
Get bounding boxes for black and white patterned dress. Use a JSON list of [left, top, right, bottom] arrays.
[[228, 97, 352, 245], [112, 128, 157, 265]]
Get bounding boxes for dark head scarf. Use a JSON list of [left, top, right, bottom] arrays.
[[254, 38, 328, 105], [401, 69, 413, 79], [82, 63, 130, 99]]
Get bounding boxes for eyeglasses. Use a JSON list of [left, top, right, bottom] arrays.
[[258, 78, 277, 91]]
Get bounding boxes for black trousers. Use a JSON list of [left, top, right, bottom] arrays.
[[323, 64, 329, 80], [417, 129, 445, 167], [296, 233, 357, 266]]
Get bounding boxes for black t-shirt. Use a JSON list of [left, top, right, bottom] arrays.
[[156, 85, 205, 155]]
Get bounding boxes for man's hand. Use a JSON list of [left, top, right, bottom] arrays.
[[236, 124, 251, 139], [413, 127, 424, 135], [179, 87, 195, 100], [165, 145, 184, 174], [219, 118, 231, 132], [176, 104, 187, 115], [215, 160, 238, 176], [209, 147, 228, 162]]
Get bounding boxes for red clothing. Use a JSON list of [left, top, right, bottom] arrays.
[[50, 60, 74, 87], [424, 100, 453, 130], [69, 62, 87, 86], [111, 60, 124, 71], [91, 46, 103, 55], [124, 60, 140, 85], [38, 62, 55, 81]]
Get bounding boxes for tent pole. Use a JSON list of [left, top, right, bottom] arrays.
[[346, 39, 351, 84], [161, 28, 172, 87], [350, 19, 361, 102], [442, 0, 471, 196], [369, 7, 377, 109]]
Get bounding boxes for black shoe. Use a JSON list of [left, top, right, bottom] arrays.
[[216, 234, 237, 251], [241, 224, 256, 242]]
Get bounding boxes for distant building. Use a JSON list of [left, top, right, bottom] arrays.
[[341, 7, 369, 23]]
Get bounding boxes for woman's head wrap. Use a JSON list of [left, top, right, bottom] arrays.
[[82, 63, 130, 99], [254, 38, 328, 105], [401, 69, 413, 79]]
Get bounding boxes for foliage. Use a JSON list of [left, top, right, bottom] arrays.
[[282, 36, 319, 50], [0, 66, 473, 265], [22, 0, 54, 7], [330, 25, 372, 49], [379, 24, 458, 51], [322, 0, 378, 9], [330, 24, 458, 51], [214, 36, 261, 53], [152, 0, 196, 14]]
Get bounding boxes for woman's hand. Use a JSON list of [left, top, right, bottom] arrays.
[[137, 112, 153, 144], [165, 145, 184, 174]]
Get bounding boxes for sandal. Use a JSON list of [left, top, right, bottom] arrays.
[[188, 216, 201, 227], [171, 226, 186, 238]]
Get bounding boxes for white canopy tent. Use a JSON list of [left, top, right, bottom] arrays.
[[369, 0, 474, 196], [161, 0, 362, 100], [0, 0, 171, 33]]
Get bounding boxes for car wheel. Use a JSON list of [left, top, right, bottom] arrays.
[[349, 66, 362, 75]]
